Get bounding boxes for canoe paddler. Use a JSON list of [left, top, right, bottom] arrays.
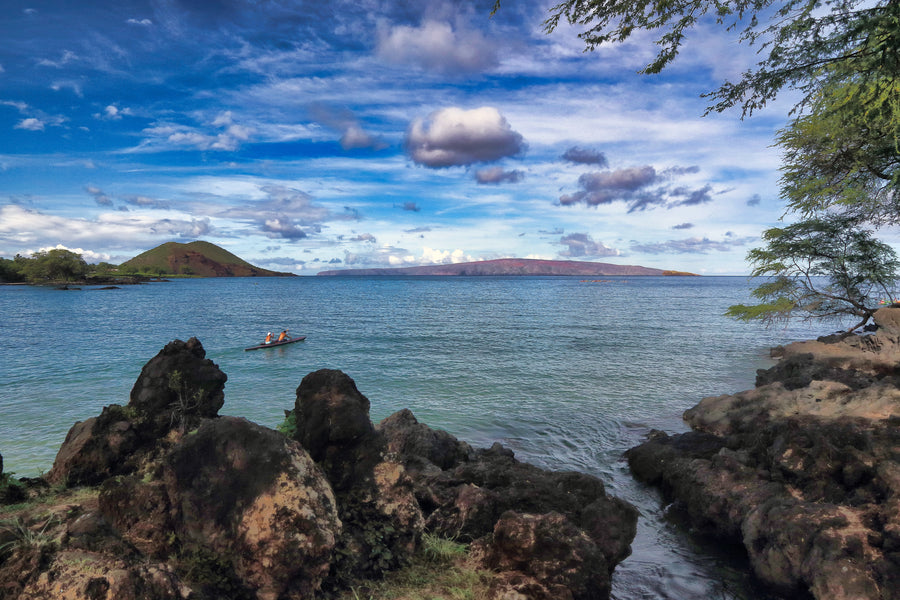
[[277, 330, 288, 342], [264, 331, 273, 344]]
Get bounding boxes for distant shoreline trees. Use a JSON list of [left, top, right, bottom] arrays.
[[0, 250, 170, 284]]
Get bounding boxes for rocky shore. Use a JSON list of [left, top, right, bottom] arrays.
[[0, 338, 637, 599], [627, 307, 900, 600]]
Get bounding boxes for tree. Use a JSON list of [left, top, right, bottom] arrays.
[[725, 214, 899, 331], [777, 75, 900, 224], [526, 0, 900, 118], [21, 249, 88, 282]]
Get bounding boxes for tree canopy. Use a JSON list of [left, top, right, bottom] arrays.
[[726, 214, 900, 330], [18, 249, 88, 283]]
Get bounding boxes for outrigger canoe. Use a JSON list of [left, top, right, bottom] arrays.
[[244, 336, 306, 351]]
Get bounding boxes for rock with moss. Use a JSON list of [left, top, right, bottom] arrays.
[[292, 369, 425, 590]]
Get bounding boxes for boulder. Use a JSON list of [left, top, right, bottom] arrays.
[[45, 404, 142, 487], [292, 370, 425, 587], [128, 337, 226, 436], [102, 417, 340, 600], [379, 408, 475, 470]]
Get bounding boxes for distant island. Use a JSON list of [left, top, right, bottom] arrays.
[[317, 258, 697, 277], [121, 241, 294, 277]]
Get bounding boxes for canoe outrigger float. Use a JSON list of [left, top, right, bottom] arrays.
[[244, 336, 307, 351]]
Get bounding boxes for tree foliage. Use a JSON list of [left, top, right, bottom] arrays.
[[19, 249, 88, 282], [726, 214, 900, 330], [528, 0, 900, 118], [777, 75, 900, 224]]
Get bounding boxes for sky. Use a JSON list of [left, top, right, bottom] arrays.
[[0, 0, 805, 275]]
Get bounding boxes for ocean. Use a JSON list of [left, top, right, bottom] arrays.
[[0, 276, 839, 599]]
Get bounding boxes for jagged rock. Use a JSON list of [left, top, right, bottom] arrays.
[[376, 408, 637, 595], [628, 316, 900, 600], [128, 337, 226, 436], [379, 408, 475, 470], [46, 338, 227, 487], [425, 443, 638, 570], [292, 370, 425, 587], [45, 405, 142, 487]]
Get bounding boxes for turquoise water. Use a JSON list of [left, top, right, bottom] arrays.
[[0, 276, 837, 599]]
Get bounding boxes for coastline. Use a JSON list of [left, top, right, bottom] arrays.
[[626, 307, 900, 600]]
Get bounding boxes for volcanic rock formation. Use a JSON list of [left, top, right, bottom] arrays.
[[627, 307, 900, 600]]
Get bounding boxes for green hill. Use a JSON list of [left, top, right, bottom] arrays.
[[120, 241, 293, 277]]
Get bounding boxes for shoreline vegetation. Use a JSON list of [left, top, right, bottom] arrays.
[[3, 310, 899, 599]]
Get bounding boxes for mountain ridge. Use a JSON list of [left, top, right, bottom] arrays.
[[317, 258, 698, 277]]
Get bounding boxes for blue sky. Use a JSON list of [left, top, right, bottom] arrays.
[[0, 0, 799, 274]]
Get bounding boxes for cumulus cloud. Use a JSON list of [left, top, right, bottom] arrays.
[[376, 20, 499, 74], [558, 233, 620, 258], [342, 245, 472, 267], [630, 235, 756, 254], [126, 18, 152, 26], [673, 222, 694, 230], [561, 147, 608, 167], [15, 118, 45, 131], [406, 107, 525, 168], [475, 166, 524, 184], [96, 105, 132, 120], [133, 113, 254, 152], [340, 124, 384, 150], [559, 165, 713, 212], [262, 216, 308, 239]]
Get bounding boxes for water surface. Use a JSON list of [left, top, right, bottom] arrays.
[[0, 276, 836, 599]]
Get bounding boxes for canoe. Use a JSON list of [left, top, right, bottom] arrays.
[[244, 336, 306, 351]]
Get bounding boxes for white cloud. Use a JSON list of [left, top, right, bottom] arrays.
[[376, 20, 499, 74], [14, 118, 45, 131], [406, 106, 526, 168], [38, 243, 111, 262]]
